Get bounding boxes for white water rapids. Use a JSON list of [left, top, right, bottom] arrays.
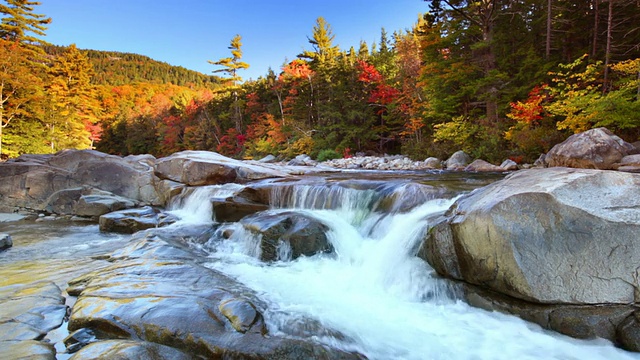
[[169, 182, 639, 360]]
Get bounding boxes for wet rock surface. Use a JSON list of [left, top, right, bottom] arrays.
[[212, 196, 270, 223], [0, 232, 12, 250], [69, 340, 191, 360], [241, 211, 333, 261], [0, 281, 66, 359], [98, 206, 177, 233], [66, 229, 362, 359]]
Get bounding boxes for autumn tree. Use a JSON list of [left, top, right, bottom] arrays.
[[0, 38, 43, 157], [44, 44, 98, 151], [209, 34, 249, 132]]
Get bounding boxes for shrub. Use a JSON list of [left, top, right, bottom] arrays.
[[316, 149, 341, 162]]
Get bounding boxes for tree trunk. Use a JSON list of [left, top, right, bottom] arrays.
[[592, 0, 600, 57], [603, 0, 614, 93], [546, 0, 552, 59]]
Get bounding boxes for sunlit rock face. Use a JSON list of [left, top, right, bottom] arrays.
[[422, 167, 640, 349], [98, 206, 177, 234], [0, 149, 162, 213], [545, 127, 639, 170], [0, 281, 67, 359], [154, 150, 290, 185]]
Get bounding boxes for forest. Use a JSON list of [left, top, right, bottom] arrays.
[[1, 0, 639, 163]]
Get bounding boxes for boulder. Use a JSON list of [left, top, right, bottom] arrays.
[[2, 340, 55, 360], [617, 312, 640, 351], [444, 151, 471, 170], [0, 150, 162, 213], [258, 154, 277, 163], [98, 206, 176, 234], [75, 191, 137, 217], [545, 127, 638, 169], [424, 157, 443, 169], [287, 154, 317, 166], [0, 161, 77, 212], [212, 197, 269, 222], [154, 150, 289, 186], [616, 154, 640, 173], [423, 167, 640, 304], [464, 159, 503, 172], [0, 233, 13, 251], [422, 167, 640, 349], [500, 159, 519, 171], [0, 281, 66, 359], [241, 211, 332, 261], [44, 187, 137, 217]]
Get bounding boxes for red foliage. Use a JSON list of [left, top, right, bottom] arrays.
[[342, 147, 352, 159], [508, 85, 549, 125], [216, 128, 245, 156], [357, 60, 383, 83], [85, 121, 103, 146], [356, 60, 399, 110], [281, 59, 314, 79]]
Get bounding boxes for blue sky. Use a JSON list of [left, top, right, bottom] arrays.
[[38, 0, 426, 81]]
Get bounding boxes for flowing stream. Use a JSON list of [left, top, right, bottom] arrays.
[[168, 176, 639, 360]]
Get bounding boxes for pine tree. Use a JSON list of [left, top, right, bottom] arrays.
[[0, 0, 50, 54], [209, 34, 250, 132]]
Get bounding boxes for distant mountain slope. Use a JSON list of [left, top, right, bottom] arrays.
[[43, 45, 220, 88]]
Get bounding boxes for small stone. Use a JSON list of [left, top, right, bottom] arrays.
[[0, 233, 12, 250]]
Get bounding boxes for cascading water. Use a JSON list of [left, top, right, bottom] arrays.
[[172, 179, 638, 360], [167, 183, 245, 224]]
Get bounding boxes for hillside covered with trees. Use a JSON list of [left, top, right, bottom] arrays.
[[1, 0, 639, 163]]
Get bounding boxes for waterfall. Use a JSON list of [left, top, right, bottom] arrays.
[[168, 183, 244, 224], [171, 179, 637, 360]]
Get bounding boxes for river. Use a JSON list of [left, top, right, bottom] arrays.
[[1, 170, 638, 359]]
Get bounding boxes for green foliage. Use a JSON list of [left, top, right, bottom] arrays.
[[43, 46, 220, 88], [316, 148, 341, 162]]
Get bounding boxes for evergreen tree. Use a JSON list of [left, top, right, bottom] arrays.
[[209, 34, 250, 132], [0, 0, 50, 55]]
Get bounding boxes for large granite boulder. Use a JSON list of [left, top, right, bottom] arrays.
[[423, 167, 640, 304], [154, 150, 289, 186], [0, 160, 77, 212], [545, 127, 638, 170], [241, 211, 333, 262], [66, 231, 361, 359], [0, 150, 163, 213], [421, 167, 640, 348]]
